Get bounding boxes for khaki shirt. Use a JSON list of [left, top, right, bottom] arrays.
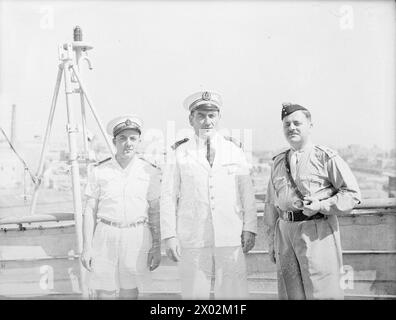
[[84, 156, 161, 223], [264, 143, 361, 243], [160, 133, 257, 248]]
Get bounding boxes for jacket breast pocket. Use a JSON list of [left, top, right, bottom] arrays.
[[128, 175, 149, 197], [222, 163, 239, 175], [136, 174, 150, 181], [99, 179, 121, 198], [273, 176, 288, 194], [300, 175, 324, 191], [180, 164, 196, 177], [136, 175, 150, 190]]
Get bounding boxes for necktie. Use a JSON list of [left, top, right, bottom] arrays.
[[206, 138, 215, 166], [290, 151, 298, 180]]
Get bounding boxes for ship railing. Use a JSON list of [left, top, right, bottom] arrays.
[[1, 197, 395, 227], [0, 197, 395, 300]]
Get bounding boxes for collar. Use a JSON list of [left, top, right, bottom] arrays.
[[193, 132, 221, 149], [113, 153, 138, 171], [290, 141, 314, 154]]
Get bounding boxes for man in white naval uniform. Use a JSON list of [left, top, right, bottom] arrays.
[[160, 91, 257, 299], [81, 115, 161, 299]]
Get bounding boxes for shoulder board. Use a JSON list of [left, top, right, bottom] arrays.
[[224, 136, 243, 148], [139, 156, 160, 170], [94, 157, 112, 166], [315, 145, 338, 159], [272, 149, 289, 161], [171, 138, 189, 150]]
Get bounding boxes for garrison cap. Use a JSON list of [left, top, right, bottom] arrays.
[[183, 91, 222, 113], [281, 102, 308, 120], [106, 115, 143, 137]]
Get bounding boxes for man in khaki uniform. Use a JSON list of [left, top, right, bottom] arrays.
[[160, 91, 257, 299], [264, 103, 361, 299]]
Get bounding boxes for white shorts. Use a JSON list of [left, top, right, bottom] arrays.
[[88, 222, 152, 291]]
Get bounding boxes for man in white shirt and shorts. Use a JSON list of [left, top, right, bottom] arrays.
[[81, 115, 161, 299]]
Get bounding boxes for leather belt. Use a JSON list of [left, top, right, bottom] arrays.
[[99, 217, 147, 228], [280, 210, 326, 222]]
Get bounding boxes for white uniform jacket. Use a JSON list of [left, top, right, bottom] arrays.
[[160, 133, 257, 248]]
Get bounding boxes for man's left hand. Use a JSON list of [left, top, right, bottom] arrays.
[[302, 196, 321, 217], [241, 231, 256, 253], [147, 244, 161, 271]]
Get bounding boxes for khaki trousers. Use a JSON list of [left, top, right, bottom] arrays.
[[179, 246, 249, 299], [274, 215, 344, 299]]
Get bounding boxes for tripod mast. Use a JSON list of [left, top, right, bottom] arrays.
[[29, 27, 115, 296]]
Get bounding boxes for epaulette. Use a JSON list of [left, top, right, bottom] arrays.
[[272, 149, 289, 161], [94, 157, 112, 166], [315, 145, 338, 159], [171, 138, 189, 150], [139, 156, 160, 170], [224, 136, 243, 148]]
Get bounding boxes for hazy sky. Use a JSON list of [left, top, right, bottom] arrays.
[[0, 0, 395, 152]]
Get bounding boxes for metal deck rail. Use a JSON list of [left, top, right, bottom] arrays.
[[1, 198, 396, 299]]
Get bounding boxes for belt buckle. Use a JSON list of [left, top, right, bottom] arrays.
[[113, 221, 126, 228], [135, 218, 147, 227], [123, 221, 135, 228], [110, 220, 118, 227], [286, 210, 294, 221], [125, 221, 139, 228]]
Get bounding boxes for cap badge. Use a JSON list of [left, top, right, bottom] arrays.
[[125, 119, 132, 126], [202, 91, 211, 101]]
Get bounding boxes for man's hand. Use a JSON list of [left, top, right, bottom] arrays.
[[147, 244, 161, 271], [302, 196, 321, 217], [268, 242, 276, 264], [241, 231, 256, 253], [81, 248, 93, 272], [164, 237, 181, 262]]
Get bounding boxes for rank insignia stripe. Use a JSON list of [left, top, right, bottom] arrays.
[[171, 138, 189, 150]]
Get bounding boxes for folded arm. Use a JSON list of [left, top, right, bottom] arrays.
[[319, 155, 361, 215]]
